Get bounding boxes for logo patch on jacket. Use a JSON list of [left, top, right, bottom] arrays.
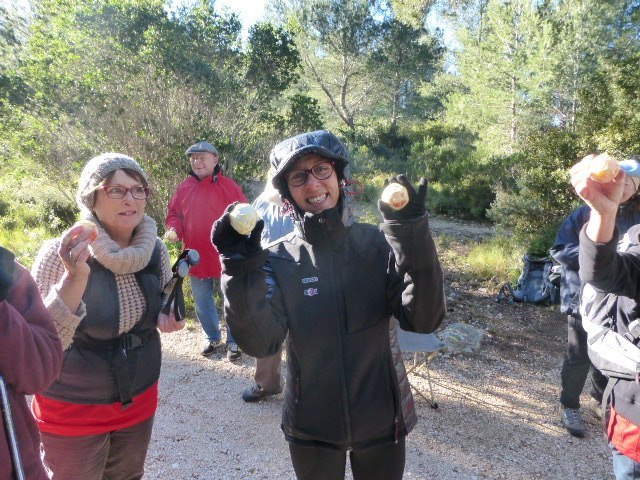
[[304, 288, 319, 297], [302, 277, 318, 284]]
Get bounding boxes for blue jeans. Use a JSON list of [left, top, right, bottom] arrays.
[[612, 444, 640, 479], [189, 277, 234, 344]]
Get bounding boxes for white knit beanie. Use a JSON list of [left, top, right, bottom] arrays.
[[76, 152, 147, 216]]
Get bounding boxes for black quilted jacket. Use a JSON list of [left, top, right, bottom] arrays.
[[220, 206, 445, 450]]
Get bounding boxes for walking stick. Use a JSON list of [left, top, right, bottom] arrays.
[[0, 374, 26, 480]]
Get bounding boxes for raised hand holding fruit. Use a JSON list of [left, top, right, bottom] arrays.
[[380, 183, 409, 211], [588, 153, 620, 183], [164, 228, 179, 242], [73, 220, 98, 242], [229, 203, 259, 235]]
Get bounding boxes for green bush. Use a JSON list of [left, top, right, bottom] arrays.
[[486, 127, 580, 253], [354, 199, 380, 225], [488, 167, 579, 254], [0, 171, 77, 266], [428, 178, 495, 220], [0, 226, 51, 269]]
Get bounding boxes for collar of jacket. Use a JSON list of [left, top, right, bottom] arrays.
[[189, 163, 222, 183], [295, 203, 351, 247]]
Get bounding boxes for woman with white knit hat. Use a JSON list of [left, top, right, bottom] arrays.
[[31, 152, 184, 479]]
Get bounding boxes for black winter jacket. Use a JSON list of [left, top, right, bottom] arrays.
[[220, 206, 445, 450], [580, 224, 640, 426]]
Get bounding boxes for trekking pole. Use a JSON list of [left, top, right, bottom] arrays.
[[0, 374, 26, 480]]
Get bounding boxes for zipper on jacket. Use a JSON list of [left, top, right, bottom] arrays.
[[328, 245, 353, 448], [392, 388, 400, 443], [394, 417, 400, 443], [387, 352, 401, 443]]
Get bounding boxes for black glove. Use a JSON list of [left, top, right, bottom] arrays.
[[0, 246, 16, 302], [211, 203, 265, 257], [377, 174, 428, 221]]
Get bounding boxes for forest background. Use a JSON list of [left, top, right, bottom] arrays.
[[1, 0, 640, 287]]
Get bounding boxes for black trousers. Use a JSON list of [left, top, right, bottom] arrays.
[[289, 437, 406, 480], [560, 314, 607, 409]]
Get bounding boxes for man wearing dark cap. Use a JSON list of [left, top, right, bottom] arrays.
[[165, 141, 247, 361]]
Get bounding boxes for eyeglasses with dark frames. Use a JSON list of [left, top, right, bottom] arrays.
[[96, 185, 150, 200], [285, 162, 334, 187]]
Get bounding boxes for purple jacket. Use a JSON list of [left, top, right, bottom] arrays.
[[0, 262, 63, 480]]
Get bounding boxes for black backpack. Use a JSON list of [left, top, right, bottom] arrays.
[[497, 254, 561, 305]]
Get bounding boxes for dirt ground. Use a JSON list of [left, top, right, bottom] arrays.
[[145, 216, 614, 479]]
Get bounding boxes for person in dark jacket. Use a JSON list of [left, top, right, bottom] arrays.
[[571, 153, 640, 478], [0, 246, 63, 480], [212, 130, 445, 480], [552, 174, 640, 437]]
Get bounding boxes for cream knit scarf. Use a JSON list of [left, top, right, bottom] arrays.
[[87, 214, 158, 274]]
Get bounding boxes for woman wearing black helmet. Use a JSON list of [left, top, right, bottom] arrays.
[[212, 130, 445, 480]]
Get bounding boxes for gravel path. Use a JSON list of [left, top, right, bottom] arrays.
[[145, 218, 614, 479], [146, 311, 612, 479]]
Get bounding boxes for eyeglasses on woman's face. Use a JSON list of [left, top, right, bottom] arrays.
[[285, 161, 334, 187], [96, 185, 150, 200]]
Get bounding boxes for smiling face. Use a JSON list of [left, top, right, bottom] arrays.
[[93, 169, 147, 246], [286, 154, 340, 214], [189, 152, 219, 180]]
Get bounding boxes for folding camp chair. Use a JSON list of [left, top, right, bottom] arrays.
[[397, 328, 445, 409]]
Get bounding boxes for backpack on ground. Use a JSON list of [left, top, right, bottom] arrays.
[[497, 254, 561, 305]]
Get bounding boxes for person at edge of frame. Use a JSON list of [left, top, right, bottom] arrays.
[[0, 246, 63, 480], [572, 153, 640, 479], [552, 167, 640, 437]]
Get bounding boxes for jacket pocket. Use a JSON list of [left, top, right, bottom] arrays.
[[383, 351, 401, 441]]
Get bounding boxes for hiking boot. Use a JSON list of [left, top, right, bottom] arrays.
[[242, 384, 282, 403], [560, 404, 585, 437], [588, 396, 604, 420], [201, 340, 223, 357], [226, 342, 241, 362]]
